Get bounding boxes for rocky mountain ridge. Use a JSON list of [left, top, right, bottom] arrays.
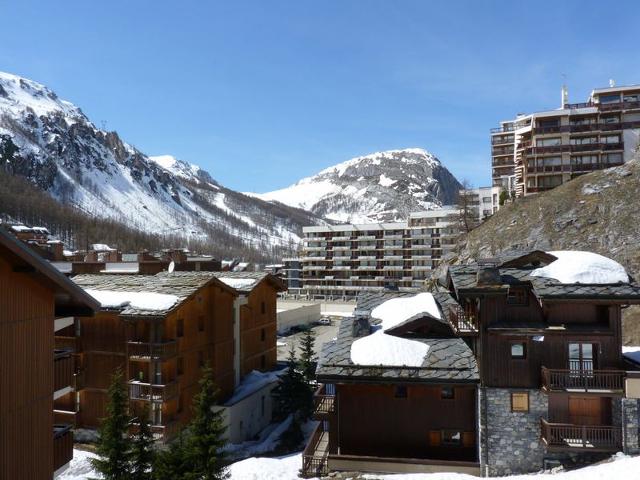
[[251, 148, 462, 223]]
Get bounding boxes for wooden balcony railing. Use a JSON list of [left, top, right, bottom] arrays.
[[541, 367, 625, 392], [313, 384, 335, 418], [54, 350, 74, 393], [301, 422, 329, 478], [448, 306, 478, 334], [54, 409, 78, 427], [127, 340, 178, 360], [53, 424, 73, 472], [540, 418, 621, 451], [128, 380, 179, 402]]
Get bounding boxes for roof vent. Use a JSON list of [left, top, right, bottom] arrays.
[[352, 315, 371, 338]]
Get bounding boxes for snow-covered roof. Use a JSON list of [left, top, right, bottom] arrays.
[[622, 346, 640, 365], [86, 289, 179, 312], [219, 277, 258, 290], [91, 243, 116, 252], [350, 329, 430, 367], [531, 251, 629, 284], [10, 225, 32, 232], [370, 292, 441, 331], [224, 369, 284, 406]]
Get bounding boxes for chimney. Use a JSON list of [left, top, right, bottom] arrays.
[[352, 315, 371, 338]]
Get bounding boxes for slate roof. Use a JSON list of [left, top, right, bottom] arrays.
[[72, 273, 236, 316], [155, 270, 284, 293], [448, 264, 640, 301], [316, 292, 479, 383]]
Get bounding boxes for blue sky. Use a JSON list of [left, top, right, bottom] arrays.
[[2, 1, 640, 192]]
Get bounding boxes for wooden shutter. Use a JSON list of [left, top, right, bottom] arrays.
[[462, 431, 475, 447], [429, 430, 441, 446], [511, 392, 529, 412]]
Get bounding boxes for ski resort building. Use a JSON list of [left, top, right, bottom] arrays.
[[491, 83, 640, 196], [59, 271, 283, 442], [0, 227, 98, 479], [457, 186, 501, 222], [298, 208, 459, 300], [303, 250, 640, 477]]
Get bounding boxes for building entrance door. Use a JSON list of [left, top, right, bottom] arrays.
[[568, 396, 604, 425]]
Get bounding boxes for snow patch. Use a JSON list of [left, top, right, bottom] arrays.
[[351, 329, 430, 367], [225, 369, 283, 405], [218, 277, 257, 290], [371, 292, 441, 331], [379, 173, 396, 187], [531, 251, 629, 284], [622, 346, 640, 365], [86, 289, 180, 311]]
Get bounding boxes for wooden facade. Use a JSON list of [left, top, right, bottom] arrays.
[[0, 228, 97, 479], [239, 280, 278, 376], [335, 384, 476, 462]]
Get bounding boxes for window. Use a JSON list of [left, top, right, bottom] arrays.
[[394, 385, 408, 398], [177, 356, 184, 376], [441, 386, 455, 400], [601, 115, 619, 124], [442, 431, 462, 446], [261, 328, 265, 342], [511, 342, 526, 359], [507, 287, 527, 305], [570, 136, 597, 145], [538, 175, 563, 188], [177, 318, 184, 337], [599, 94, 620, 104], [511, 392, 529, 412], [601, 135, 620, 144], [569, 343, 595, 371], [198, 315, 204, 332], [602, 153, 623, 164], [536, 137, 561, 147]]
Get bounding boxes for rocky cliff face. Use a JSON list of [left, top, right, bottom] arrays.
[[251, 148, 462, 223], [0, 71, 324, 255]]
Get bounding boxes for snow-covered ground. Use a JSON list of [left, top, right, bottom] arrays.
[[229, 452, 640, 480], [59, 449, 640, 480]]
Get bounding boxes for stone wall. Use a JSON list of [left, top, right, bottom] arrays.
[[622, 398, 640, 454], [480, 388, 548, 476]]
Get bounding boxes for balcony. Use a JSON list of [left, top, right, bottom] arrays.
[[301, 422, 329, 478], [447, 306, 478, 334], [540, 419, 621, 452], [54, 350, 74, 393], [127, 340, 178, 361], [313, 384, 335, 419], [128, 380, 179, 402], [53, 424, 73, 472], [541, 367, 625, 393]]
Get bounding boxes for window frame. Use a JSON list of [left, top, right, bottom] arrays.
[[510, 341, 527, 360]]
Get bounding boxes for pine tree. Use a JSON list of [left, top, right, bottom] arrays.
[[91, 368, 132, 480], [184, 363, 229, 480], [130, 405, 155, 480], [272, 345, 314, 421], [298, 328, 316, 383], [153, 430, 191, 480]]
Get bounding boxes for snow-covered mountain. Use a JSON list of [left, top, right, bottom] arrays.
[[0, 71, 323, 256], [250, 148, 462, 223]]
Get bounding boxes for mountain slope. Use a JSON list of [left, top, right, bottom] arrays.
[[250, 148, 462, 223], [0, 71, 324, 257]]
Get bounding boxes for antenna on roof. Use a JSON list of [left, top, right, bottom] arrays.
[[561, 73, 568, 108], [609, 79, 616, 88]]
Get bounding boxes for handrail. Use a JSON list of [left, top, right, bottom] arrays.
[[541, 366, 625, 391], [313, 384, 336, 416], [540, 418, 621, 450]]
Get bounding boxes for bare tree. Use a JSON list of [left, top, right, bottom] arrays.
[[455, 179, 480, 234]]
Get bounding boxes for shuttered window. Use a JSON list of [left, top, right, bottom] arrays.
[[511, 392, 529, 412]]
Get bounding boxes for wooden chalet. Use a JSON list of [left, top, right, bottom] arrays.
[[446, 250, 640, 475], [65, 270, 283, 442], [304, 250, 640, 477], [306, 291, 480, 477], [0, 227, 98, 479]]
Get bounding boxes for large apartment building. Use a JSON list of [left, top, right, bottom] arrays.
[[299, 208, 459, 300], [492, 83, 640, 197]]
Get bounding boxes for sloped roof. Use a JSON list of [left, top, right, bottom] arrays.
[[72, 273, 237, 316], [316, 291, 478, 383], [448, 263, 640, 301], [154, 270, 285, 294], [0, 227, 99, 317]]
